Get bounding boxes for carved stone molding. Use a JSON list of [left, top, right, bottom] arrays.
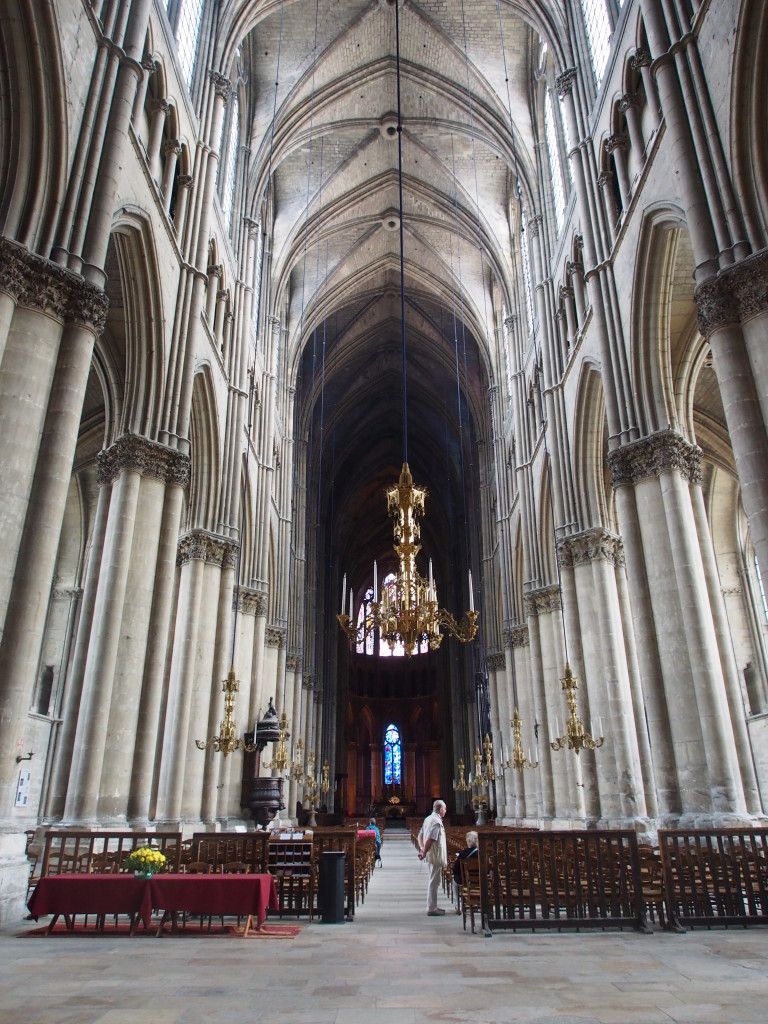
[[209, 71, 232, 102], [528, 214, 543, 238], [0, 238, 108, 332], [98, 433, 191, 487], [555, 67, 577, 97], [606, 429, 702, 488], [265, 626, 286, 648], [618, 93, 638, 113], [558, 528, 624, 568], [695, 250, 768, 337], [505, 624, 529, 649], [52, 585, 83, 601], [604, 132, 629, 154], [631, 48, 651, 71], [176, 529, 238, 568], [235, 586, 267, 616], [597, 170, 614, 189], [504, 313, 519, 332], [486, 652, 505, 672], [524, 585, 561, 617]]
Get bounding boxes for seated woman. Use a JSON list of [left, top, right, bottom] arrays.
[[452, 830, 478, 913]]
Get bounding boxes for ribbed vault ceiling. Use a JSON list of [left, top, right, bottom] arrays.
[[222, 0, 559, 603]]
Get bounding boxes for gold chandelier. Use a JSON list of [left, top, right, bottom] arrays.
[[196, 666, 257, 757], [338, 463, 478, 656], [549, 662, 604, 755]]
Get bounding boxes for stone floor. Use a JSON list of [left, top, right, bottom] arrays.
[[2, 832, 768, 1023]]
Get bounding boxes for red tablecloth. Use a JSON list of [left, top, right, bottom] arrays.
[[27, 875, 153, 930], [27, 873, 278, 935], [149, 874, 278, 928]]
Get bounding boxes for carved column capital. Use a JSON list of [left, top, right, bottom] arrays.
[[97, 433, 191, 487], [607, 429, 702, 488], [618, 93, 638, 113], [286, 654, 302, 672], [555, 67, 578, 97], [558, 528, 624, 568], [178, 174, 194, 190], [486, 652, 505, 672], [0, 238, 108, 332], [176, 529, 238, 567], [142, 56, 158, 75], [235, 586, 268, 615], [150, 98, 170, 116], [163, 138, 182, 157], [265, 626, 286, 648], [504, 313, 519, 332], [604, 132, 629, 154], [505, 624, 530, 648], [597, 170, 614, 189], [209, 71, 232, 102], [630, 48, 651, 71], [524, 585, 562, 617], [559, 285, 574, 303], [695, 249, 768, 337]]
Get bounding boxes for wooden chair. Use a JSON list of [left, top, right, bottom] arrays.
[[461, 857, 482, 934]]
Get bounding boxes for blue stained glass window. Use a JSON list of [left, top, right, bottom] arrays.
[[384, 724, 401, 785]]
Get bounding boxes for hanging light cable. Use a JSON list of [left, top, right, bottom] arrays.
[[494, 1, 602, 757], [337, 0, 478, 658]]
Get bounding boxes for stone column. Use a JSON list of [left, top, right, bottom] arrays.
[[154, 533, 208, 823], [147, 99, 170, 181], [63, 464, 143, 822], [608, 431, 746, 820], [560, 530, 646, 825], [604, 134, 631, 213], [90, 436, 190, 822], [161, 139, 181, 212], [173, 174, 194, 240], [128, 459, 189, 823], [696, 258, 768, 581]]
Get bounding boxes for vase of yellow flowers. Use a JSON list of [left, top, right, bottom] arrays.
[[124, 845, 166, 879]]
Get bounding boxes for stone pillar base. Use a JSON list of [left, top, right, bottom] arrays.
[[0, 832, 31, 927]]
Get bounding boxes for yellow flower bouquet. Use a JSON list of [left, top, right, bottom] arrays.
[[124, 845, 166, 877]]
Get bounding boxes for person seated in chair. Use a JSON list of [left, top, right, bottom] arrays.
[[452, 829, 478, 913], [367, 818, 382, 865]]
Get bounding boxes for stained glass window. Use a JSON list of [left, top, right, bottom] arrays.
[[221, 90, 239, 233], [384, 724, 401, 785], [545, 90, 566, 234], [580, 0, 612, 89], [355, 587, 375, 654]]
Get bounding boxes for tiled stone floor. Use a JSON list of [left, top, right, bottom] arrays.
[[2, 832, 768, 1023]]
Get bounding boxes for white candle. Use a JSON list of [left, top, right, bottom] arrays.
[[373, 560, 378, 601], [468, 569, 474, 612], [428, 559, 434, 600], [341, 573, 346, 615], [349, 588, 354, 624]]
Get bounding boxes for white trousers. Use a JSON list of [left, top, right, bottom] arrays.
[[426, 860, 442, 911]]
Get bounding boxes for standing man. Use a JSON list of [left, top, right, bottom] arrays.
[[418, 799, 448, 915]]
